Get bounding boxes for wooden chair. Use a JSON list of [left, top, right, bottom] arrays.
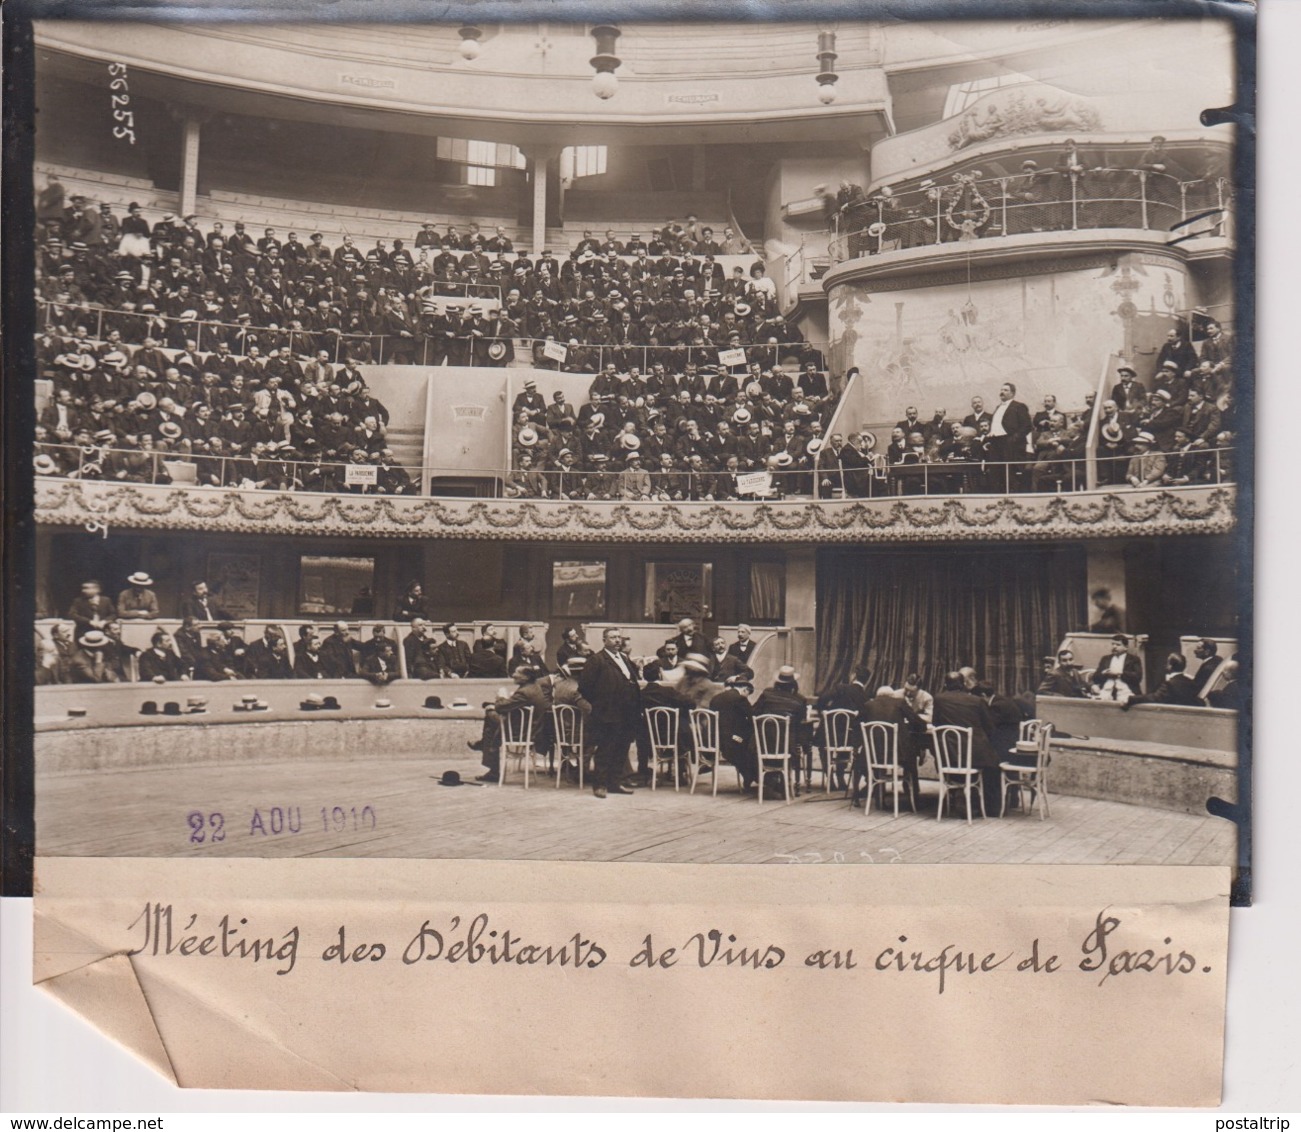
[[498, 705, 537, 788], [688, 707, 732, 795], [861, 720, 916, 817], [551, 703, 586, 790], [1000, 722, 1053, 819], [752, 713, 794, 806], [818, 708, 858, 795], [644, 706, 681, 791], [933, 724, 984, 823]]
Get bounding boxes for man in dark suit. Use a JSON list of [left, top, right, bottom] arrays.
[[709, 680, 757, 787], [319, 621, 358, 679], [669, 617, 708, 659], [1190, 638, 1224, 696], [726, 625, 758, 668], [932, 671, 1001, 815], [1110, 366, 1147, 413], [434, 623, 472, 679], [1125, 653, 1201, 708], [987, 382, 1032, 486], [179, 580, 230, 623], [1090, 634, 1144, 699], [577, 627, 643, 797], [470, 666, 554, 783]]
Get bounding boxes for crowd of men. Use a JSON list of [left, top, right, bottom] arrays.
[[35, 179, 788, 370], [504, 357, 837, 500], [1035, 634, 1238, 710], [816, 338, 1236, 497]]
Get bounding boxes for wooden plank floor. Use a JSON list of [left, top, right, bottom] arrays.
[[36, 754, 1239, 866]]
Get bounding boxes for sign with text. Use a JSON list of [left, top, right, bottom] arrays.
[[719, 347, 747, 367], [736, 471, 773, 495], [542, 341, 569, 364], [344, 464, 378, 486]]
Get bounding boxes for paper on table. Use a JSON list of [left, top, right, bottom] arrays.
[[35, 857, 1229, 1104]]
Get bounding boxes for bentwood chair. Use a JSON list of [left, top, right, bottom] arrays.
[[499, 705, 538, 789], [861, 720, 916, 817], [1000, 721, 1053, 819], [818, 709, 858, 795], [688, 707, 737, 796], [752, 713, 795, 806], [644, 706, 681, 791], [551, 703, 586, 790], [933, 724, 984, 823]]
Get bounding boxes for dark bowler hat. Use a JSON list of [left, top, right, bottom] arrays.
[[162, 702, 183, 716], [423, 695, 444, 710], [139, 701, 159, 716], [300, 693, 325, 711], [321, 696, 341, 710], [437, 770, 465, 787]]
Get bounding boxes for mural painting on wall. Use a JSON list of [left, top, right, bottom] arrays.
[[831, 259, 1184, 411], [206, 552, 260, 619], [948, 90, 1103, 151]]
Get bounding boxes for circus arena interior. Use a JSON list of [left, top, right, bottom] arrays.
[[26, 15, 1245, 870]]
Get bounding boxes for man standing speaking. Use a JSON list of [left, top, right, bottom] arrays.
[[579, 627, 643, 799]]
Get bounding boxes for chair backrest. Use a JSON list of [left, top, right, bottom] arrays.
[[552, 703, 582, 749], [645, 705, 680, 749], [752, 713, 791, 756], [861, 720, 899, 769], [822, 708, 858, 751], [1036, 722, 1054, 768], [933, 725, 973, 773], [689, 707, 719, 756], [1019, 718, 1046, 744], [500, 705, 534, 746]]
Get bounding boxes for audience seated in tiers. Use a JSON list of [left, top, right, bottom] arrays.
[[33, 196, 809, 496], [505, 352, 837, 501]]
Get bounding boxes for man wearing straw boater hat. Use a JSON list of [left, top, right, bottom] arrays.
[[117, 571, 159, 620], [67, 630, 117, 684]]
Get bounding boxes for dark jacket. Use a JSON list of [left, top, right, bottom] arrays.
[[932, 690, 998, 768]]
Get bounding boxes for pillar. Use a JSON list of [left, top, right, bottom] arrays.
[[785, 548, 818, 686], [521, 144, 561, 255], [180, 116, 202, 219]]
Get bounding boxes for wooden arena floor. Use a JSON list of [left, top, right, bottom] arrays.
[[36, 754, 1238, 866]]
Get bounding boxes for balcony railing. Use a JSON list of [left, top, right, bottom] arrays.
[[36, 303, 822, 372], [827, 171, 1233, 263], [36, 443, 1236, 502]]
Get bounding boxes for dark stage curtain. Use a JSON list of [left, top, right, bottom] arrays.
[[816, 547, 1087, 696]]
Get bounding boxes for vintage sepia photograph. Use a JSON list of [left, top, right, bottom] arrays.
[[21, 10, 1248, 879]]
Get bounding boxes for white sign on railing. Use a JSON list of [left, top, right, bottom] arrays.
[[718, 347, 747, 367], [344, 464, 379, 486], [542, 341, 569, 364], [736, 471, 773, 495]]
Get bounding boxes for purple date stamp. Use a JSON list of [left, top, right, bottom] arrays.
[[187, 805, 376, 845]]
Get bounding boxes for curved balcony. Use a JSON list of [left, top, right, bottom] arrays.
[[826, 169, 1233, 273], [33, 475, 1237, 544]]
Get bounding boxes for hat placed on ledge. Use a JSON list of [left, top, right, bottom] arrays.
[[186, 696, 208, 714], [321, 696, 341, 710], [423, 695, 445, 710], [162, 701, 183, 716], [373, 698, 392, 710], [139, 701, 159, 716], [437, 770, 465, 787], [451, 696, 470, 710], [67, 706, 88, 718], [300, 693, 325, 711]]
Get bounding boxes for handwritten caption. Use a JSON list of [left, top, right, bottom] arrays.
[[128, 904, 1214, 993]]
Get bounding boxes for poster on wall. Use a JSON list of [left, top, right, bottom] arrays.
[[645, 562, 714, 624], [205, 552, 260, 619]]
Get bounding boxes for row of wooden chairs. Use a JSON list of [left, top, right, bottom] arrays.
[[491, 704, 1053, 821]]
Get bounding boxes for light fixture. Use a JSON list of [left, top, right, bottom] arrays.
[[589, 24, 622, 100], [816, 29, 838, 104], [458, 25, 482, 61]]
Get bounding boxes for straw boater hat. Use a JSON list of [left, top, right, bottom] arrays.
[[34, 454, 57, 475], [1133, 431, 1156, 446], [516, 427, 538, 448], [620, 432, 642, 450], [79, 630, 110, 649], [127, 572, 153, 586]]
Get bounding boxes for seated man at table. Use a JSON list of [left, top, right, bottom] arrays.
[[1123, 652, 1202, 709], [468, 665, 554, 784]]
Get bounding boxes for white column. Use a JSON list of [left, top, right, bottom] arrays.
[[530, 153, 548, 255], [180, 116, 202, 218]]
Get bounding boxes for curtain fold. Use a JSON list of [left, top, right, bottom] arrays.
[[748, 561, 783, 622], [816, 547, 1087, 696]]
